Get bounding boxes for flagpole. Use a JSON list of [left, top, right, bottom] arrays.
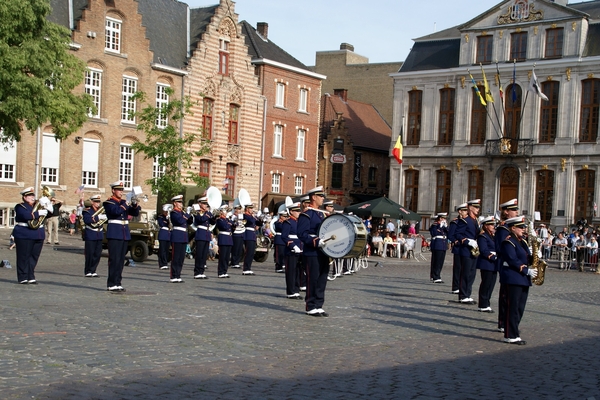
[[399, 116, 404, 206]]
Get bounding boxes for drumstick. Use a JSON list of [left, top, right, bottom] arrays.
[[322, 235, 336, 243]]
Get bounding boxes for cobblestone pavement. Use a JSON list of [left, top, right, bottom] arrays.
[[1, 231, 599, 399]]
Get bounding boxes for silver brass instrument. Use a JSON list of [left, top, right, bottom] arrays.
[[28, 186, 54, 229]]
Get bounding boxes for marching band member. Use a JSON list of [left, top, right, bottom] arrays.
[[323, 199, 334, 215], [242, 203, 261, 275], [103, 181, 141, 292], [297, 195, 311, 290], [169, 195, 192, 283], [297, 186, 330, 317], [499, 216, 537, 345], [429, 213, 448, 283], [157, 204, 171, 270], [476, 216, 497, 312], [13, 187, 48, 284], [455, 199, 481, 304], [448, 203, 467, 294], [273, 209, 288, 273], [281, 202, 303, 299], [215, 205, 233, 278], [495, 198, 519, 332], [82, 194, 106, 277], [230, 202, 244, 269], [193, 196, 213, 280]]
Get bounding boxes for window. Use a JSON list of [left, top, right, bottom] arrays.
[[468, 170, 484, 201], [228, 104, 239, 143], [119, 145, 133, 189], [470, 86, 487, 144], [199, 160, 211, 178], [152, 155, 165, 183], [368, 167, 377, 188], [298, 88, 308, 112], [505, 84, 522, 142], [0, 137, 16, 182], [438, 88, 455, 145], [333, 138, 344, 152], [156, 84, 169, 128], [540, 81, 559, 143], [580, 79, 599, 143], [275, 82, 285, 107], [202, 98, 214, 139], [219, 39, 229, 75], [296, 129, 305, 160], [121, 76, 137, 123], [510, 32, 528, 61], [331, 164, 343, 189], [271, 173, 281, 193], [105, 17, 121, 53], [294, 176, 303, 195], [82, 139, 99, 187], [273, 125, 283, 157], [404, 170, 419, 212], [545, 28, 563, 58], [407, 90, 422, 145], [476, 35, 493, 64], [85, 68, 102, 118], [575, 170, 595, 221], [536, 170, 554, 223], [41, 134, 60, 184], [225, 164, 236, 198], [435, 170, 451, 214]]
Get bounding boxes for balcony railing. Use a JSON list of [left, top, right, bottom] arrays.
[[485, 138, 533, 157]]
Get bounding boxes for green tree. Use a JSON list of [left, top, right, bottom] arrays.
[[0, 0, 93, 143], [131, 88, 209, 201]]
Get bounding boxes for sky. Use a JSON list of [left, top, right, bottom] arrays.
[[184, 0, 503, 66]]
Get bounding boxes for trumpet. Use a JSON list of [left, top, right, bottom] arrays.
[[28, 186, 54, 229]]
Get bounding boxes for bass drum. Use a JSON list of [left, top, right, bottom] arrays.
[[318, 214, 367, 259]]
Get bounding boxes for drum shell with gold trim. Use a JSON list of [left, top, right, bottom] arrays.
[[318, 214, 367, 259]]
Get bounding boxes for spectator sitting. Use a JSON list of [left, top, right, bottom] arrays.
[[383, 232, 396, 257], [371, 231, 384, 256], [405, 234, 416, 258], [396, 233, 407, 258]]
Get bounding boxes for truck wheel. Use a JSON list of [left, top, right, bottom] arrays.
[[130, 240, 149, 262]]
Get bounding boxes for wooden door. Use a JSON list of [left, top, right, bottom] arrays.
[[499, 167, 519, 205]]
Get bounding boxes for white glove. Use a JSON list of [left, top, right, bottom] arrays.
[[98, 214, 108, 220], [467, 239, 478, 248], [318, 240, 327, 248], [527, 268, 538, 278], [537, 250, 542, 258], [440, 221, 447, 228], [37, 209, 48, 216], [490, 251, 497, 256], [292, 245, 301, 253]]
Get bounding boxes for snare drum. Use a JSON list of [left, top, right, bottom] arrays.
[[318, 214, 367, 258]]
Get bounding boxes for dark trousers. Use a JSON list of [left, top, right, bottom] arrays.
[[170, 242, 186, 279], [194, 240, 209, 275], [451, 253, 461, 291], [230, 235, 243, 266], [459, 256, 477, 300], [218, 245, 231, 275], [84, 240, 103, 275], [107, 239, 128, 288], [498, 283, 507, 329], [243, 240, 256, 271], [298, 256, 307, 288], [158, 240, 169, 268], [275, 244, 285, 271], [15, 238, 43, 282], [430, 250, 446, 280], [477, 269, 497, 308], [285, 254, 299, 295], [503, 284, 529, 339], [304, 253, 329, 311]]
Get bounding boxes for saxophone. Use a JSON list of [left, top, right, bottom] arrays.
[[527, 220, 547, 286], [28, 186, 54, 229]]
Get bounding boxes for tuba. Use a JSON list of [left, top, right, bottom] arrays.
[[28, 186, 54, 229], [527, 220, 547, 286]]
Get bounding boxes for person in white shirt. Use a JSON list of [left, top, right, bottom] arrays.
[[386, 220, 395, 234], [371, 230, 384, 256]]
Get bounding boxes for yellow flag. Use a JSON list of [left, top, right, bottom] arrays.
[[481, 64, 494, 103]]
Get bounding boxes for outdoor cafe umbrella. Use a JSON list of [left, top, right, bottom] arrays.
[[344, 196, 420, 221]]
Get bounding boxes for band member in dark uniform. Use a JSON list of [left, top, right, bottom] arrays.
[[13, 186, 49, 284], [448, 203, 467, 294], [242, 203, 261, 275], [281, 201, 303, 299], [273, 209, 288, 273], [169, 195, 192, 283], [103, 181, 141, 292], [495, 198, 519, 332], [82, 194, 106, 277], [297, 195, 311, 291], [298, 186, 330, 317], [476, 216, 497, 312], [499, 216, 537, 345], [157, 204, 171, 270], [215, 205, 233, 278], [455, 199, 481, 304], [429, 212, 448, 283], [230, 202, 244, 269], [193, 196, 213, 280]]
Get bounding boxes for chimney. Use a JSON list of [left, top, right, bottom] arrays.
[[257, 22, 268, 39], [339, 43, 354, 52], [334, 89, 348, 102]]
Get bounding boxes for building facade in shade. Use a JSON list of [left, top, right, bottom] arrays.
[[389, 0, 600, 227], [318, 90, 392, 208]]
